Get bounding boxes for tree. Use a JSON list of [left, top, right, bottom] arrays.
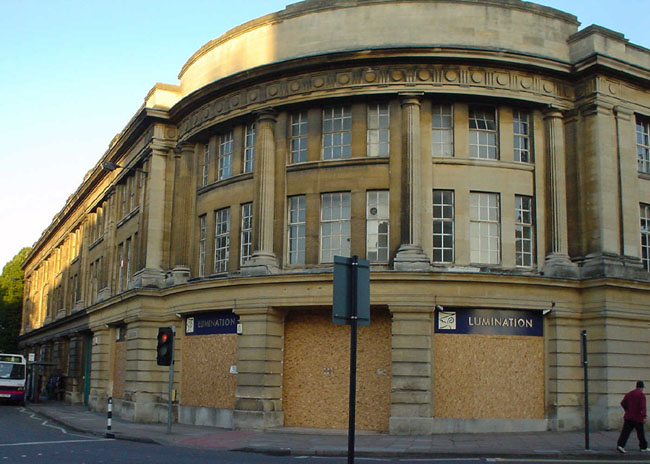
[[0, 248, 30, 353]]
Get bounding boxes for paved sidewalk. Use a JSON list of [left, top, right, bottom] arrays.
[[25, 401, 650, 459]]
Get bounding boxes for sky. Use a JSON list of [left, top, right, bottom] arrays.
[[0, 0, 648, 270]]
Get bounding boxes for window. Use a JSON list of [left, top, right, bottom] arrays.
[[367, 104, 390, 157], [323, 106, 352, 160], [198, 215, 207, 277], [95, 208, 104, 239], [433, 190, 454, 263], [513, 110, 531, 163], [515, 195, 534, 267], [117, 242, 124, 293], [470, 192, 500, 264], [366, 191, 389, 262], [638, 117, 650, 174], [469, 106, 498, 159], [320, 192, 351, 263], [288, 196, 306, 265], [244, 123, 255, 173], [641, 204, 650, 271], [290, 112, 308, 163], [214, 208, 230, 273], [128, 176, 136, 212], [125, 237, 132, 288], [218, 131, 234, 180], [201, 143, 210, 186], [240, 203, 253, 265], [432, 104, 453, 157]]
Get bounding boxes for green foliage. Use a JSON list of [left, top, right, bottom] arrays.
[[0, 248, 31, 353]]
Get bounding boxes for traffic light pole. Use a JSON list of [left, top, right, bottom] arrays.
[[347, 255, 358, 464], [167, 326, 175, 435]]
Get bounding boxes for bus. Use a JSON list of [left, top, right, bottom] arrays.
[[0, 354, 26, 405]]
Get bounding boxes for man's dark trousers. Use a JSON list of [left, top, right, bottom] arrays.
[[618, 419, 648, 449]]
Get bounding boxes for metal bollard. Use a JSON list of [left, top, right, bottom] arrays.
[[106, 397, 114, 438]]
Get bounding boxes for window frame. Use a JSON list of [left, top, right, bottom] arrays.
[[218, 131, 234, 180], [637, 117, 650, 174], [469, 105, 499, 160], [214, 207, 231, 273], [320, 192, 351, 263], [513, 110, 532, 163], [433, 190, 454, 263], [290, 111, 308, 164], [198, 214, 207, 277], [641, 203, 650, 271], [367, 103, 390, 158], [322, 106, 352, 160], [432, 103, 454, 157], [470, 192, 501, 264], [244, 123, 255, 173], [515, 195, 534, 267], [240, 203, 253, 265], [287, 195, 306, 265], [366, 190, 390, 262]]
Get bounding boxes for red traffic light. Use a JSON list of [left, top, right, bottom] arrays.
[[160, 333, 168, 343]]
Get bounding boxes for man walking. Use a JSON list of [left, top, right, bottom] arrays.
[[617, 381, 649, 453]]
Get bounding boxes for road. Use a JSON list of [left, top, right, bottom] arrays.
[[0, 405, 646, 464]]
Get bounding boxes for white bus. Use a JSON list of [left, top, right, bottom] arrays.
[[0, 354, 26, 405]]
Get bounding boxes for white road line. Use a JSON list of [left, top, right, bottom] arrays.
[[400, 459, 480, 462], [0, 439, 112, 447]]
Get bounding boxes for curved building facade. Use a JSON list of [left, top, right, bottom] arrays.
[[19, 0, 650, 434]]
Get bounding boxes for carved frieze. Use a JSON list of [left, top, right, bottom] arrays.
[[178, 64, 576, 141]]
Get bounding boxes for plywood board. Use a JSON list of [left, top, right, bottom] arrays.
[[180, 334, 237, 409], [283, 308, 391, 431], [433, 333, 544, 419]]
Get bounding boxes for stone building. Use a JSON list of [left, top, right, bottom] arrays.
[[19, 0, 650, 434]]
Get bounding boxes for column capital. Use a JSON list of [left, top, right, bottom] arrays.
[[174, 141, 195, 156], [542, 106, 564, 120], [614, 105, 634, 120], [399, 92, 424, 106], [254, 108, 277, 123]]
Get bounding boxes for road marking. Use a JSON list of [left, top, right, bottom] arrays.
[[0, 439, 112, 447], [401, 460, 480, 462], [490, 459, 642, 463]]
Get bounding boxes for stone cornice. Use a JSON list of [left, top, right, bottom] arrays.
[[178, 62, 575, 142]]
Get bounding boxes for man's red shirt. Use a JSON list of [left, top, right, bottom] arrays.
[[622, 388, 647, 423]]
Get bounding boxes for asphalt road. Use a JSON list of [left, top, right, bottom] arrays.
[[0, 405, 645, 464]]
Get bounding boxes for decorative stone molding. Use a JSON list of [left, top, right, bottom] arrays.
[[179, 64, 575, 141]]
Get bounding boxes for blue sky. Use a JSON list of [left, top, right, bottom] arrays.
[[0, 0, 648, 269]]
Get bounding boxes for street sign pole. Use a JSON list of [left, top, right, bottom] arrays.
[[333, 254, 369, 464], [167, 326, 175, 435], [582, 329, 590, 450], [347, 255, 358, 464]]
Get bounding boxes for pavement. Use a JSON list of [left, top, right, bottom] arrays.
[[24, 401, 650, 460]]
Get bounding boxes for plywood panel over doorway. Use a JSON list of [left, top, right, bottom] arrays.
[[282, 308, 391, 431], [434, 333, 545, 419]]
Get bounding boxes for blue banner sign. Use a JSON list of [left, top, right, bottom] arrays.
[[435, 308, 543, 337], [185, 311, 239, 336]]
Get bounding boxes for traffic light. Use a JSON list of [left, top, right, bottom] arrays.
[[156, 327, 174, 366]]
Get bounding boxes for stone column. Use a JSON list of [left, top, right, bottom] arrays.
[[394, 94, 430, 270], [233, 307, 285, 429], [119, 319, 181, 423], [88, 327, 110, 412], [389, 306, 434, 434], [170, 143, 196, 284], [67, 334, 84, 404], [134, 147, 167, 288], [542, 108, 578, 278], [241, 110, 280, 276], [615, 106, 644, 268]]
